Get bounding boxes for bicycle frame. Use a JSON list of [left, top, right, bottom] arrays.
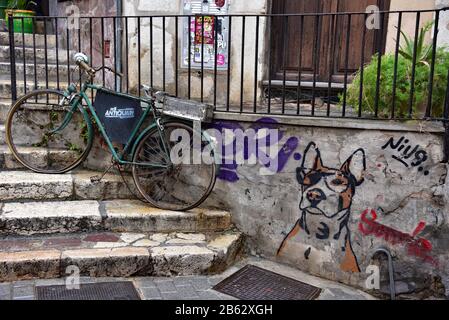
[[59, 82, 171, 169]]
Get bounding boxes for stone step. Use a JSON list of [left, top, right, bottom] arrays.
[[0, 99, 11, 123], [0, 32, 57, 49], [0, 145, 81, 170], [0, 124, 4, 144], [0, 170, 137, 202], [0, 45, 73, 64], [0, 62, 77, 82], [0, 199, 232, 236], [0, 80, 70, 100], [0, 230, 243, 281]]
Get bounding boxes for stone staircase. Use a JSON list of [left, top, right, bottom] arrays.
[[0, 169, 243, 282], [0, 29, 243, 282]]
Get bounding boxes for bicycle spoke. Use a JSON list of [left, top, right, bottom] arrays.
[[132, 122, 216, 211], [6, 90, 92, 174]]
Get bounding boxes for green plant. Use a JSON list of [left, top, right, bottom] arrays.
[[65, 142, 83, 155], [343, 21, 449, 118], [399, 21, 434, 68], [7, 0, 28, 10]]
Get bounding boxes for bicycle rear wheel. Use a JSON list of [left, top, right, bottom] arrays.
[[132, 121, 217, 211], [5, 89, 94, 174]]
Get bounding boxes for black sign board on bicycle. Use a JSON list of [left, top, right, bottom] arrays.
[[94, 89, 143, 144]]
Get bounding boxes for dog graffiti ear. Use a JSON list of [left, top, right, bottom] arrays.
[[341, 148, 367, 186], [296, 167, 306, 185], [301, 142, 324, 171]]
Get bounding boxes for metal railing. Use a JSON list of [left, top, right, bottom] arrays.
[[6, 8, 449, 122]]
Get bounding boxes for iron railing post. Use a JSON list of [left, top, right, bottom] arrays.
[[8, 13, 17, 102], [442, 68, 449, 163]]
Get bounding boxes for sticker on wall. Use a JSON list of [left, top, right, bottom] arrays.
[[215, 0, 225, 8], [182, 0, 230, 70]]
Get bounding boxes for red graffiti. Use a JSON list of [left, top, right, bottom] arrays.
[[359, 209, 438, 267]]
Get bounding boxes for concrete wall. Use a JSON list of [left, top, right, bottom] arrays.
[[201, 116, 449, 296]]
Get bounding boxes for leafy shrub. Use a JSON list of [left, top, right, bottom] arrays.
[[344, 22, 449, 119]]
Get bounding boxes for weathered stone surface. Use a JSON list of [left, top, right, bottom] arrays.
[[73, 171, 136, 201], [0, 46, 70, 64], [93, 242, 129, 249], [0, 250, 61, 282], [0, 125, 5, 145], [176, 233, 207, 242], [208, 233, 244, 272], [0, 170, 148, 202], [120, 233, 146, 244], [0, 63, 75, 83], [0, 171, 73, 202], [150, 234, 168, 243], [0, 199, 234, 236], [151, 246, 216, 276], [0, 32, 56, 48], [166, 239, 206, 245], [103, 200, 232, 233], [133, 239, 161, 247], [0, 145, 48, 170], [0, 229, 243, 281], [166, 233, 207, 245], [0, 201, 102, 235], [60, 247, 151, 277]]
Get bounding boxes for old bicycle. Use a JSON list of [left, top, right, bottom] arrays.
[[5, 53, 218, 211]]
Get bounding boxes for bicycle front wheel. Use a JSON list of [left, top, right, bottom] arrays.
[[132, 121, 217, 211], [5, 89, 94, 174]]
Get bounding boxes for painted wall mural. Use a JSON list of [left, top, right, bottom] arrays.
[[359, 209, 438, 267], [277, 142, 367, 273]]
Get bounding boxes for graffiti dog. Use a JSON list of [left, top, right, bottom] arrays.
[[277, 142, 366, 272]]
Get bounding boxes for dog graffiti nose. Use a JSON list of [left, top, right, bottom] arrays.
[[307, 189, 327, 205]]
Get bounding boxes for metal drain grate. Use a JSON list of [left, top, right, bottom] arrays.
[[214, 265, 322, 300], [35, 281, 141, 300]]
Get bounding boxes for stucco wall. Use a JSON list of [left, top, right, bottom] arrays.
[[200, 117, 448, 296], [385, 0, 436, 53]]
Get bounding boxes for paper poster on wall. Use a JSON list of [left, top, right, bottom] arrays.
[[182, 0, 230, 70]]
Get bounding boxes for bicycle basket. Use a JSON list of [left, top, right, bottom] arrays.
[[94, 89, 143, 144]]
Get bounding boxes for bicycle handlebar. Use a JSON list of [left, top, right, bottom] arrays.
[[74, 52, 123, 79], [77, 60, 96, 77]]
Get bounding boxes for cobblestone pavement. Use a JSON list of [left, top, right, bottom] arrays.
[[0, 257, 376, 301]]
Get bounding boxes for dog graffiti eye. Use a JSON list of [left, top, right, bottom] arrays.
[[331, 179, 343, 186]]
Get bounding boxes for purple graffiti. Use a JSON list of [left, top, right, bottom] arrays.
[[209, 118, 300, 183]]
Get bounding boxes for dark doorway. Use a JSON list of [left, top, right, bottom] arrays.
[[270, 0, 390, 84], [30, 0, 50, 16]]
